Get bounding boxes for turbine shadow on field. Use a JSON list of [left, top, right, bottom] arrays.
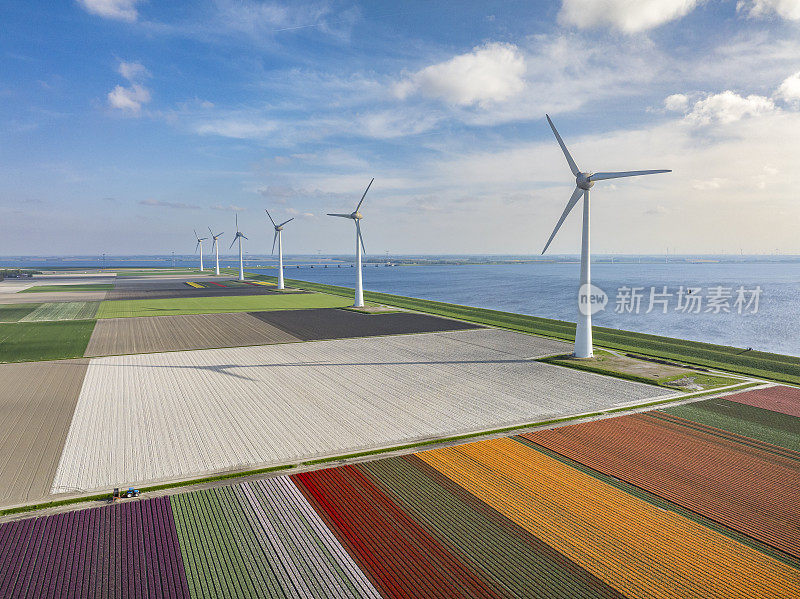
[[100, 357, 543, 382]]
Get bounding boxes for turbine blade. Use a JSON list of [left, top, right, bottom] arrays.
[[265, 209, 276, 227], [542, 186, 583, 255], [355, 178, 374, 212], [589, 169, 672, 182], [241, 234, 248, 240], [278, 217, 294, 227], [546, 114, 580, 176], [195, 240, 200, 253], [235, 213, 239, 232], [208, 226, 214, 236], [229, 237, 236, 249], [272, 231, 277, 254], [193, 228, 199, 239], [327, 213, 352, 218], [357, 220, 366, 254]]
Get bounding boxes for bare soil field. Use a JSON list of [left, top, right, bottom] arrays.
[[84, 312, 301, 357], [0, 359, 89, 508], [52, 328, 669, 493], [250, 307, 484, 341]]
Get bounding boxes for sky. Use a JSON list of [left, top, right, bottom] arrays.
[[1, 0, 800, 256]]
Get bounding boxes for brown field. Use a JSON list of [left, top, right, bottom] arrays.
[[84, 312, 301, 357], [0, 359, 89, 507]]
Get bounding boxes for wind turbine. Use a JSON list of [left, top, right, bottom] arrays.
[[266, 210, 294, 290], [208, 227, 224, 276], [328, 178, 373, 307], [541, 114, 670, 358], [229, 214, 248, 281], [193, 229, 208, 272]]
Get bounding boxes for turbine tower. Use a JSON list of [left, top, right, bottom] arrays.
[[229, 214, 248, 282], [541, 115, 670, 358], [266, 210, 294, 290], [328, 178, 373, 307], [193, 229, 208, 272], [208, 227, 224, 276]]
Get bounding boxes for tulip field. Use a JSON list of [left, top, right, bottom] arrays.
[[2, 384, 799, 598]]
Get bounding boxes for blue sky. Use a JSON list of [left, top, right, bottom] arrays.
[[2, 0, 800, 255]]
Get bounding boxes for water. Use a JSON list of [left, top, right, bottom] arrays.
[[3, 255, 798, 356], [254, 261, 800, 357]]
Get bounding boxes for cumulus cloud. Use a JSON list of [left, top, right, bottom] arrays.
[[138, 198, 199, 210], [664, 93, 690, 112], [107, 60, 151, 114], [77, 0, 141, 22], [394, 42, 526, 107], [775, 71, 800, 106], [686, 90, 776, 124], [737, 0, 800, 20], [212, 204, 246, 212], [107, 84, 151, 113], [558, 0, 701, 33], [117, 61, 147, 81]]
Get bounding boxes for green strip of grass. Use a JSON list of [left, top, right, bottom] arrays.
[[253, 274, 800, 385], [0, 320, 96, 363], [0, 303, 42, 322], [19, 284, 114, 293], [96, 291, 352, 318]]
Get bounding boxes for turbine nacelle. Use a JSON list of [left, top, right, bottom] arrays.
[[351, 211, 363, 220], [576, 173, 594, 190]]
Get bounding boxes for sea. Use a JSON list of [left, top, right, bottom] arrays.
[[3, 255, 798, 357]]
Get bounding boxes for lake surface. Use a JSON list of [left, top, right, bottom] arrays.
[[253, 261, 800, 357]]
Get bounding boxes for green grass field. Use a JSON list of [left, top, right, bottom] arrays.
[[255, 274, 800, 385], [96, 291, 352, 318], [19, 284, 114, 293], [0, 320, 96, 363], [662, 399, 800, 451], [0, 303, 42, 322], [19, 302, 100, 321]]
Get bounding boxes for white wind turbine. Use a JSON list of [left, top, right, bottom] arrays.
[[229, 213, 248, 282], [208, 227, 224, 276], [266, 210, 294, 290], [541, 114, 670, 358], [193, 229, 208, 272], [328, 178, 373, 307]]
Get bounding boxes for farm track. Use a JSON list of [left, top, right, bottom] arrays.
[[521, 412, 800, 558], [19, 302, 100, 322], [84, 312, 301, 357], [0, 291, 109, 304], [51, 328, 666, 493], [0, 360, 89, 508], [418, 437, 800, 598], [723, 385, 800, 417]]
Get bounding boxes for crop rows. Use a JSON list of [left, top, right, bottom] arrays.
[[52, 329, 667, 493], [19, 302, 100, 322], [0, 497, 188, 598], [418, 437, 800, 598], [521, 412, 800, 558], [724, 385, 800, 418]]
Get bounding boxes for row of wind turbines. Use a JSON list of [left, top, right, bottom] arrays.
[[191, 116, 670, 359]]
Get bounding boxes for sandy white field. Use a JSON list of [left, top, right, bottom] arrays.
[[52, 328, 673, 492]]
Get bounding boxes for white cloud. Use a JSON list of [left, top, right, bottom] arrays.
[[195, 119, 277, 139], [107, 83, 151, 114], [775, 71, 800, 106], [664, 93, 689, 112], [77, 0, 141, 22], [558, 0, 701, 33], [686, 90, 776, 124], [394, 42, 526, 107], [117, 61, 147, 81], [737, 0, 800, 20], [212, 204, 246, 211], [138, 198, 199, 210]]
